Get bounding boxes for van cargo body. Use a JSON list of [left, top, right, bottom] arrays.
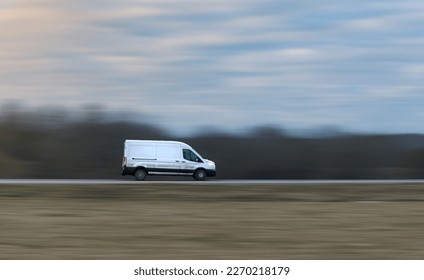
[[121, 140, 216, 180]]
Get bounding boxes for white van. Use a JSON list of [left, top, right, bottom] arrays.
[[121, 140, 216, 181]]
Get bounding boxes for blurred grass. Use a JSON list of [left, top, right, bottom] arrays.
[[1, 183, 424, 259]]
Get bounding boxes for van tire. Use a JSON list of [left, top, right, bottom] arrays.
[[134, 168, 147, 181], [194, 169, 207, 181]]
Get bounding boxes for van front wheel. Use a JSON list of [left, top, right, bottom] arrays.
[[134, 169, 147, 181], [194, 169, 207, 181]]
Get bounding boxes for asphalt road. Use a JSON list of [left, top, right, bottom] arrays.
[[1, 179, 424, 185]]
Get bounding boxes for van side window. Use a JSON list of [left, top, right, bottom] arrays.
[[183, 149, 202, 162]]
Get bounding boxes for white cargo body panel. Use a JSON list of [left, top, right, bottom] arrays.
[[156, 143, 181, 160], [121, 140, 216, 181], [129, 143, 156, 160]]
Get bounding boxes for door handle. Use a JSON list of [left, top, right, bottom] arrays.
[[175, 160, 180, 162]]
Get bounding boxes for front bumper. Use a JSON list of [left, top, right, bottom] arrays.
[[206, 169, 217, 177]]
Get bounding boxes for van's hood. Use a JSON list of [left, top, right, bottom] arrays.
[[205, 159, 216, 169]]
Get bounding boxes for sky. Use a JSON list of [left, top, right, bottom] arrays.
[[1, 0, 424, 135]]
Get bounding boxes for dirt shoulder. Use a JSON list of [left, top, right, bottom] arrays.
[[1, 184, 424, 259]]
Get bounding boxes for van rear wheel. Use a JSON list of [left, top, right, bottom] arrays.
[[134, 169, 147, 181], [194, 169, 207, 181]]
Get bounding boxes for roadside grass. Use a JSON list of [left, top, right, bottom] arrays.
[[1, 184, 424, 259]]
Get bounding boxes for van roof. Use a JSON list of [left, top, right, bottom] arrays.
[[125, 139, 190, 147], [125, 139, 182, 143]]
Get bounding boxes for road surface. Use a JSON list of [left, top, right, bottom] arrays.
[[0, 179, 424, 185]]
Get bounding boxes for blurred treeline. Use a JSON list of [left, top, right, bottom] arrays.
[[1, 105, 424, 179]]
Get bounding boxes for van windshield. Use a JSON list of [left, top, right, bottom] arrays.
[[183, 149, 203, 162]]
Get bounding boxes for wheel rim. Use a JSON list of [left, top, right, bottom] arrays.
[[136, 170, 146, 180], [196, 170, 206, 180]]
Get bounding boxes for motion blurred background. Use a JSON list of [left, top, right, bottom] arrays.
[[1, 0, 424, 179], [0, 103, 424, 179]]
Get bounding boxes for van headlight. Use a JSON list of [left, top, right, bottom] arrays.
[[206, 160, 215, 168]]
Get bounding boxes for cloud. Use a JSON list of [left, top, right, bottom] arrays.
[[1, 0, 424, 133], [401, 64, 424, 81]]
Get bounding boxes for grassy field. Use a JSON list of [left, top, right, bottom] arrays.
[[1, 183, 424, 259]]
